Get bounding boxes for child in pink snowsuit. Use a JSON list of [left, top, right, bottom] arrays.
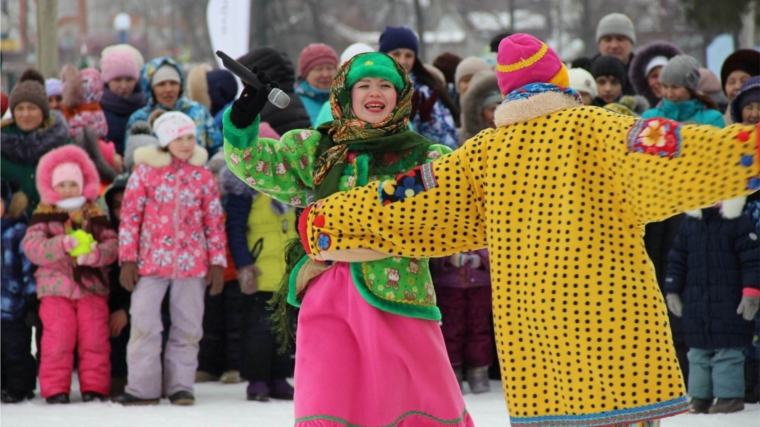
[[22, 145, 118, 404], [115, 111, 227, 406]]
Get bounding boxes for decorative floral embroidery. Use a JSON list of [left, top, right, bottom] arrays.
[[378, 164, 438, 206], [627, 118, 682, 158]]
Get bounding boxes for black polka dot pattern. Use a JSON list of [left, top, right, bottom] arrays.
[[306, 106, 760, 426]]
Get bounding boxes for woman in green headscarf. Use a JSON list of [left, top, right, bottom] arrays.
[[223, 52, 473, 426]]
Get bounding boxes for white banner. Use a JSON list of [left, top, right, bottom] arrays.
[[207, 0, 251, 69]]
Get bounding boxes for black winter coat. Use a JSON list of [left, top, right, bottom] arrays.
[[644, 214, 685, 342], [664, 202, 760, 349]]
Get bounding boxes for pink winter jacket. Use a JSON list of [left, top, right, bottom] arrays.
[[119, 145, 227, 278]]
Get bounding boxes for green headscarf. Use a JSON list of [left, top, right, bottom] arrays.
[[311, 52, 431, 200]]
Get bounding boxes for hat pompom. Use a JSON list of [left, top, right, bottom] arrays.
[[19, 69, 45, 85]]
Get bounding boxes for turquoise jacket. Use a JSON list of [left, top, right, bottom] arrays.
[[294, 80, 330, 127], [642, 99, 725, 128]]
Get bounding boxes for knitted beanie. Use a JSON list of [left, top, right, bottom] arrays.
[[346, 52, 405, 91], [659, 55, 701, 92], [596, 13, 636, 44], [731, 75, 760, 123], [720, 49, 760, 90], [432, 52, 462, 86], [495, 34, 569, 96], [455, 57, 491, 85], [9, 69, 50, 119], [101, 44, 145, 69], [590, 55, 628, 85], [45, 78, 63, 97], [567, 68, 598, 100], [51, 162, 84, 192], [378, 26, 419, 55], [151, 64, 181, 87], [298, 43, 339, 78], [340, 43, 375, 64], [698, 68, 722, 94], [207, 69, 238, 116], [153, 111, 196, 147], [124, 122, 159, 171], [101, 48, 140, 82]]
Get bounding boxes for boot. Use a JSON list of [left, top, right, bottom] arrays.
[[45, 393, 70, 404], [745, 361, 759, 404], [452, 366, 464, 392], [82, 392, 108, 402], [194, 370, 219, 383], [113, 393, 160, 406], [246, 381, 270, 402], [689, 397, 712, 414], [110, 377, 127, 397], [168, 391, 195, 406], [467, 366, 491, 394], [708, 398, 744, 414], [1, 389, 34, 403], [220, 370, 243, 384], [269, 379, 294, 400]]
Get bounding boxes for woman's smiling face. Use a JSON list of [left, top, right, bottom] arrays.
[[350, 78, 398, 124]]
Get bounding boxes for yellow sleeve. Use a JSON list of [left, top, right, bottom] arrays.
[[305, 136, 490, 259], [600, 110, 760, 224]]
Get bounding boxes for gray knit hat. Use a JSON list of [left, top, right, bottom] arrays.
[[124, 121, 159, 171], [596, 13, 636, 44], [659, 55, 701, 92]]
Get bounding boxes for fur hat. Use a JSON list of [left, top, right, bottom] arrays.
[[378, 26, 419, 56], [567, 68, 598, 100], [36, 145, 100, 204], [720, 49, 760, 92], [153, 111, 197, 147], [101, 48, 140, 82], [455, 57, 491, 86], [124, 121, 159, 171], [9, 69, 50, 119], [731, 75, 760, 123], [432, 52, 462, 86], [298, 43, 339, 78], [596, 13, 636, 44], [496, 34, 568, 96], [659, 55, 701, 92], [340, 43, 374, 64]]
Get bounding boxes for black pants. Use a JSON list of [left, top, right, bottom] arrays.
[[240, 291, 291, 382], [197, 281, 243, 376], [110, 321, 130, 378], [1, 320, 37, 393]]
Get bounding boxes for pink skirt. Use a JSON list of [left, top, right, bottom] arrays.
[[294, 262, 474, 427]]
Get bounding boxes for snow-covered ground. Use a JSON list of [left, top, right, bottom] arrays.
[[1, 379, 758, 427]]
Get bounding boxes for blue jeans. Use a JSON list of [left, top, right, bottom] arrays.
[[687, 347, 745, 399]]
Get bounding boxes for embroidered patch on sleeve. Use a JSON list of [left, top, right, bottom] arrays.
[[627, 118, 682, 158], [378, 164, 438, 206]]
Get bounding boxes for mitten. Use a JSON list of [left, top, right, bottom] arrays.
[[666, 293, 683, 317], [229, 66, 278, 129], [76, 243, 101, 266], [238, 264, 263, 295], [119, 261, 139, 292], [206, 265, 225, 296], [737, 288, 760, 321]]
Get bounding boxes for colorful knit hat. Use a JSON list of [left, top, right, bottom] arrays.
[[495, 34, 569, 96], [298, 43, 339, 78], [346, 52, 405, 91]]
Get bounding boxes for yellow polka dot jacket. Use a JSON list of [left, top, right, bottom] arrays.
[[303, 84, 760, 427]]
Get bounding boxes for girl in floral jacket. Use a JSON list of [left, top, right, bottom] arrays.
[[22, 145, 118, 404], [115, 111, 226, 406]]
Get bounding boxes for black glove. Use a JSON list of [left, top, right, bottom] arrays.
[[230, 66, 279, 129], [24, 295, 41, 329]]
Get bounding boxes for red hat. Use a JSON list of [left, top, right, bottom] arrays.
[[298, 43, 338, 78]]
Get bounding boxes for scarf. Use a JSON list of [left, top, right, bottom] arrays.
[[502, 82, 583, 105], [0, 113, 70, 164], [311, 53, 431, 200], [60, 102, 103, 122], [100, 88, 147, 117]]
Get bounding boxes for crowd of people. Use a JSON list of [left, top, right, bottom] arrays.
[[1, 10, 759, 427]]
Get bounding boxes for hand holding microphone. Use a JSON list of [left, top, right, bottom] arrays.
[[216, 50, 290, 129]]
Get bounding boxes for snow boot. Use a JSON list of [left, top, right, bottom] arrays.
[[246, 381, 270, 402], [708, 398, 744, 414], [82, 392, 108, 402], [453, 366, 464, 392], [169, 391, 195, 406], [113, 392, 160, 406], [45, 393, 70, 404], [1, 389, 34, 403], [110, 377, 127, 397], [467, 366, 491, 394], [689, 397, 712, 414], [220, 370, 243, 384], [269, 379, 294, 400], [194, 370, 219, 383]]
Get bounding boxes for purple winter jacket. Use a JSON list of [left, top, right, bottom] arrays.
[[430, 249, 491, 288]]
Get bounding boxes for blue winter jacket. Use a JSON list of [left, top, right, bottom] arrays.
[[642, 98, 725, 128], [1, 216, 36, 322], [126, 57, 223, 156], [665, 203, 760, 349], [294, 79, 331, 127]]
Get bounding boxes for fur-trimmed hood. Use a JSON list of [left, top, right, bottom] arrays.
[[140, 57, 187, 107], [494, 91, 581, 128], [629, 42, 682, 107], [186, 64, 213, 112], [36, 145, 100, 204], [72, 127, 118, 182], [132, 144, 208, 169], [460, 71, 500, 142], [685, 196, 747, 220], [1, 110, 70, 164]]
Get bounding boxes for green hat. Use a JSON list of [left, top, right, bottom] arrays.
[[346, 53, 405, 91]]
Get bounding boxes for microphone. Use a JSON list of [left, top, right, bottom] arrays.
[[215, 50, 291, 109]]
